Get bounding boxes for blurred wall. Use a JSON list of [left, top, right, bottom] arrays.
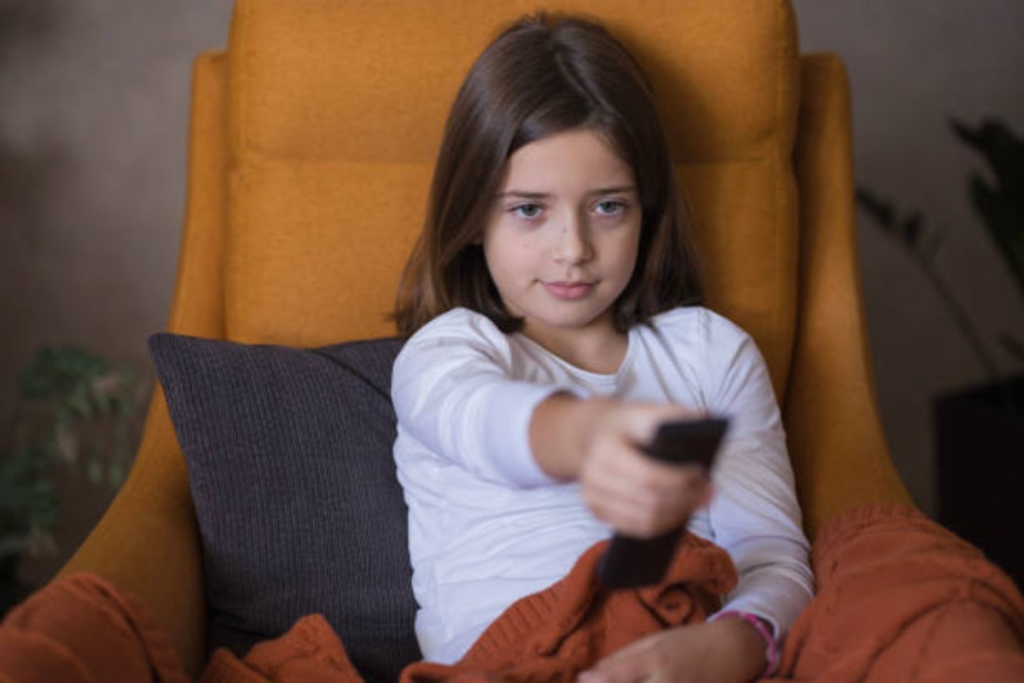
[[796, 0, 1024, 513], [1, 0, 1022, 583], [0, 0, 236, 584]]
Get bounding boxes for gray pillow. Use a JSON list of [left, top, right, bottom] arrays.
[[148, 333, 420, 682]]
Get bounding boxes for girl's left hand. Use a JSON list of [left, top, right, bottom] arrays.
[[576, 617, 768, 683]]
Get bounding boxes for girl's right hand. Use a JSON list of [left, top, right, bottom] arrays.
[[578, 401, 712, 539]]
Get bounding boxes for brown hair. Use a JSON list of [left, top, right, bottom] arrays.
[[394, 13, 703, 337]]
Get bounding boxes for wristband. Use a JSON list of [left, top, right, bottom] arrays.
[[713, 610, 779, 677]]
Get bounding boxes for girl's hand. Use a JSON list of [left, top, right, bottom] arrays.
[[577, 617, 768, 683], [579, 402, 711, 539]]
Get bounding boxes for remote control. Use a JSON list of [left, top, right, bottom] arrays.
[[597, 416, 730, 588]]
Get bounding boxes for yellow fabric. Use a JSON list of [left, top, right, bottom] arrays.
[[226, 162, 427, 344], [228, 0, 797, 164], [677, 160, 797, 396], [223, 0, 800, 399], [58, 1, 914, 676], [169, 51, 229, 340], [786, 54, 912, 537]]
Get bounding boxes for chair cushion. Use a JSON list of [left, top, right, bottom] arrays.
[[223, 0, 800, 400], [147, 332, 420, 682]]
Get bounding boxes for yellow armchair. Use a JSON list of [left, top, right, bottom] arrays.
[[60, 0, 914, 676]]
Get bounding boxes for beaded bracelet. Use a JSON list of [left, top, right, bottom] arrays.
[[713, 610, 780, 678]]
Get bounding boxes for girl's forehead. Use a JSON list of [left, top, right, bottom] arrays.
[[499, 129, 635, 193]]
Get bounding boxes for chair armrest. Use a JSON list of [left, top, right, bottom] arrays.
[[786, 53, 912, 540], [55, 48, 228, 678], [58, 389, 206, 678]]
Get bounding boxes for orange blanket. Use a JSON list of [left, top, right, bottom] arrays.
[[0, 532, 734, 683], [2, 504, 1023, 682], [203, 533, 734, 683], [769, 504, 1024, 682]]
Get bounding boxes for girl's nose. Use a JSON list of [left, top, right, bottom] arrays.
[[553, 215, 593, 265]]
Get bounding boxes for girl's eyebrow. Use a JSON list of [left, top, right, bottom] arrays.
[[497, 185, 637, 200], [497, 190, 550, 200], [590, 185, 637, 196]]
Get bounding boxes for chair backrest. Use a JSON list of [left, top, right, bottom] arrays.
[[60, 4, 913, 675], [161, 0, 913, 542], [220, 0, 801, 399]]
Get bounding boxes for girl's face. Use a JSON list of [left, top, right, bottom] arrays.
[[482, 128, 641, 355]]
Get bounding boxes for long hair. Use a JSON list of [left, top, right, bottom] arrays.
[[394, 13, 703, 337]]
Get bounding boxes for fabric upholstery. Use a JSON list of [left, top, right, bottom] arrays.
[[786, 54, 910, 533], [171, 50, 230, 341], [148, 333, 419, 682], [223, 0, 801, 402]]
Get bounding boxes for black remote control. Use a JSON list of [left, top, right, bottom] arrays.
[[597, 417, 730, 589]]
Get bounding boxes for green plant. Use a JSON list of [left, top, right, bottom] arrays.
[[857, 117, 1024, 381], [0, 345, 143, 611]]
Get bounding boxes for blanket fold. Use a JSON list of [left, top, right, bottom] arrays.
[[199, 614, 361, 683]]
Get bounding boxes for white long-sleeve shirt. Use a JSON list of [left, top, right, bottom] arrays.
[[392, 306, 813, 664]]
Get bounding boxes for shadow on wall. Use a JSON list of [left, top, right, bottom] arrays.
[[0, 0, 58, 57], [0, 0, 65, 252]]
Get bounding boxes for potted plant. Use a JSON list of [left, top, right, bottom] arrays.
[[0, 345, 145, 614], [857, 118, 1023, 585]]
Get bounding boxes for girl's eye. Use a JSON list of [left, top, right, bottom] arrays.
[[595, 200, 627, 216], [512, 203, 543, 219]]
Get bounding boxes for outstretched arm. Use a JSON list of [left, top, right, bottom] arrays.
[[530, 394, 710, 542]]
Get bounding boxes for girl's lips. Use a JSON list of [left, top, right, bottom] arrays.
[[543, 281, 595, 300]]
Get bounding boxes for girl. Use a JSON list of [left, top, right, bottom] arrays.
[[391, 13, 813, 682]]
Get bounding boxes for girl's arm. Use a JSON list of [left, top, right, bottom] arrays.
[[701, 326, 813, 639], [395, 308, 706, 540], [393, 311, 567, 488], [581, 311, 812, 682], [530, 394, 711, 540], [579, 616, 768, 683]]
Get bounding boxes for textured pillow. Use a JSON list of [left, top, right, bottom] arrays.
[[148, 333, 420, 682]]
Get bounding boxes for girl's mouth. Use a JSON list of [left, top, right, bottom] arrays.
[[543, 281, 595, 300]]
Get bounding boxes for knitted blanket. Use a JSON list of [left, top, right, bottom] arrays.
[[1, 504, 1022, 682]]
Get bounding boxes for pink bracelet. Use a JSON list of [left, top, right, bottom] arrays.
[[713, 610, 779, 678]]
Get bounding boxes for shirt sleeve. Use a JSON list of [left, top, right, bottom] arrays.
[[392, 310, 569, 488], [698, 313, 815, 639]]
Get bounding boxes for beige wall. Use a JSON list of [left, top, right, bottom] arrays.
[[1, 1, 1022, 581]]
